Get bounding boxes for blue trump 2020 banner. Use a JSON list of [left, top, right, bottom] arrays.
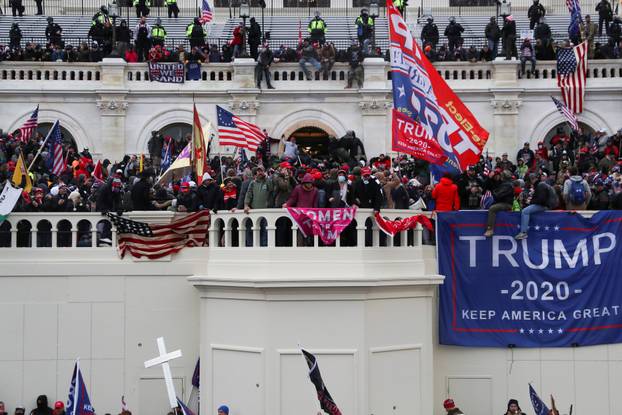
[[438, 210, 622, 348]]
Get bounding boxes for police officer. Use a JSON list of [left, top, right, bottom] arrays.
[[9, 23, 22, 49], [11, 0, 24, 17], [166, 0, 179, 18], [151, 18, 167, 47], [92, 6, 110, 26], [308, 11, 327, 45], [45, 17, 63, 47], [355, 8, 374, 50], [444, 16, 464, 53], [527, 0, 546, 30], [421, 17, 439, 49], [392, 0, 404, 15], [186, 17, 206, 49], [133, 0, 150, 18]]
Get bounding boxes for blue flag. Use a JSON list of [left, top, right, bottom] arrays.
[[66, 361, 95, 415], [529, 384, 550, 415], [176, 397, 196, 415], [567, 0, 583, 39]]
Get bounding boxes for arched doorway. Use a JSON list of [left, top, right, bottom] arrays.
[[290, 126, 330, 159], [543, 122, 595, 146], [158, 123, 192, 146], [13, 122, 78, 150]]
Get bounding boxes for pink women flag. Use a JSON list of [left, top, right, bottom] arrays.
[[286, 207, 357, 245]]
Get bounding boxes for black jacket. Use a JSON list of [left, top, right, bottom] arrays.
[[197, 182, 224, 212], [492, 181, 514, 205], [352, 178, 383, 211], [528, 3, 546, 20], [131, 179, 153, 210], [421, 22, 439, 44], [444, 22, 464, 38], [485, 21, 501, 40]]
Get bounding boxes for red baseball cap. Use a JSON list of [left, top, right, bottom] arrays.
[[443, 399, 455, 409], [54, 401, 64, 410], [361, 167, 372, 176]]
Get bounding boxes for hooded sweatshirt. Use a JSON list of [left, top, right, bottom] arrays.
[[30, 395, 53, 415]]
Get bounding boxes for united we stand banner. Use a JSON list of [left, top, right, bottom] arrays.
[[286, 207, 356, 245], [387, 0, 489, 175], [149, 62, 185, 83], [438, 211, 622, 348]]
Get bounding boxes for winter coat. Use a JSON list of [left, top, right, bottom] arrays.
[[432, 177, 460, 211], [286, 185, 319, 208]]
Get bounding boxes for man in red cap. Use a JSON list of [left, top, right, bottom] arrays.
[[443, 398, 464, 414], [53, 401, 66, 415]]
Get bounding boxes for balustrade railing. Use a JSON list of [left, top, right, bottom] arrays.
[[0, 209, 430, 250]]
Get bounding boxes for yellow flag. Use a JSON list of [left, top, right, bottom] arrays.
[[12, 153, 32, 193], [139, 153, 144, 173]]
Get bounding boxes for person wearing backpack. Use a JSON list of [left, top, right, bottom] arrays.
[[563, 166, 591, 210], [515, 180, 557, 240], [484, 171, 515, 237]]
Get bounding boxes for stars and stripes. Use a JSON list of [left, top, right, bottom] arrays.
[[106, 211, 210, 259], [46, 120, 65, 176], [551, 96, 579, 131], [18, 105, 39, 143], [217, 105, 267, 152], [200, 0, 213, 24], [556, 41, 588, 114]]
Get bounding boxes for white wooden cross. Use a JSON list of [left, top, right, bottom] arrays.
[[144, 337, 183, 409]]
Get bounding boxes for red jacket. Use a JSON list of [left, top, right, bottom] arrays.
[[432, 177, 460, 211]]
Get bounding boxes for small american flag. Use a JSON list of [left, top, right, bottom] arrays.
[[46, 120, 65, 176], [200, 0, 213, 24], [217, 105, 267, 152], [18, 105, 39, 143], [551, 96, 579, 131], [107, 211, 210, 259], [556, 41, 588, 114]]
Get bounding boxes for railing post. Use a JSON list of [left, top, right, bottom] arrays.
[[224, 226, 232, 247], [10, 228, 17, 248], [71, 227, 78, 248], [414, 223, 422, 246], [31, 229, 37, 248], [267, 224, 276, 247], [52, 228, 58, 247]]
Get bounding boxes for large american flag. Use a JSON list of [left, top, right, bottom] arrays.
[[217, 105, 267, 152], [556, 41, 588, 114], [18, 106, 39, 143], [551, 96, 579, 131], [199, 0, 213, 23], [107, 210, 210, 259], [46, 120, 65, 176], [565, 0, 581, 14]]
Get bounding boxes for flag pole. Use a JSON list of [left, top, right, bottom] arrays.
[[27, 120, 57, 171]]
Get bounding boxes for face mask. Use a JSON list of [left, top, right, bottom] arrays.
[[363, 179, 369, 185], [338, 175, 346, 183]]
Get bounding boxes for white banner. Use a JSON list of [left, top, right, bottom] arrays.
[[0, 183, 22, 216]]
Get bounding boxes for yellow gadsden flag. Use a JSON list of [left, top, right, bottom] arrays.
[[12, 153, 32, 193]]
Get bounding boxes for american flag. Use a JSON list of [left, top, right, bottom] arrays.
[[556, 41, 588, 114], [107, 211, 210, 260], [46, 120, 65, 176], [176, 397, 196, 415], [566, 0, 581, 14], [551, 96, 579, 131], [18, 106, 39, 143], [199, 0, 213, 24], [217, 105, 267, 152]]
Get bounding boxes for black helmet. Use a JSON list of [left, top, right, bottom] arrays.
[[100, 5, 107, 12], [47, 16, 53, 22], [194, 17, 201, 24]]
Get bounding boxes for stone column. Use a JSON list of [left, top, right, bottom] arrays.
[[98, 58, 129, 161], [233, 58, 258, 89], [359, 58, 392, 156], [490, 60, 522, 157]]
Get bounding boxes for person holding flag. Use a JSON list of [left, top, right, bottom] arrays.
[[504, 399, 527, 415]]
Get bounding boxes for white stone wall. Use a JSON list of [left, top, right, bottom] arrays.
[[2, 59, 621, 164]]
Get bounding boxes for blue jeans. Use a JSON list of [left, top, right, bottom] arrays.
[[520, 204, 547, 233], [487, 38, 499, 59], [299, 57, 321, 78]]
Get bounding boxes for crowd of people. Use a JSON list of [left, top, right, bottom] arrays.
[[420, 0, 622, 66], [3, 120, 622, 227]]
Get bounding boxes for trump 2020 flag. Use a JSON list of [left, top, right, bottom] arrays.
[[529, 384, 550, 415], [301, 349, 342, 415], [66, 360, 95, 415], [388, 0, 489, 177]]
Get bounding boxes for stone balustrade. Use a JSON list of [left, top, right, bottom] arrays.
[[0, 208, 430, 250]]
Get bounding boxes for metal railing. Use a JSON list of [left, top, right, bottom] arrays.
[[418, 0, 603, 16]]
